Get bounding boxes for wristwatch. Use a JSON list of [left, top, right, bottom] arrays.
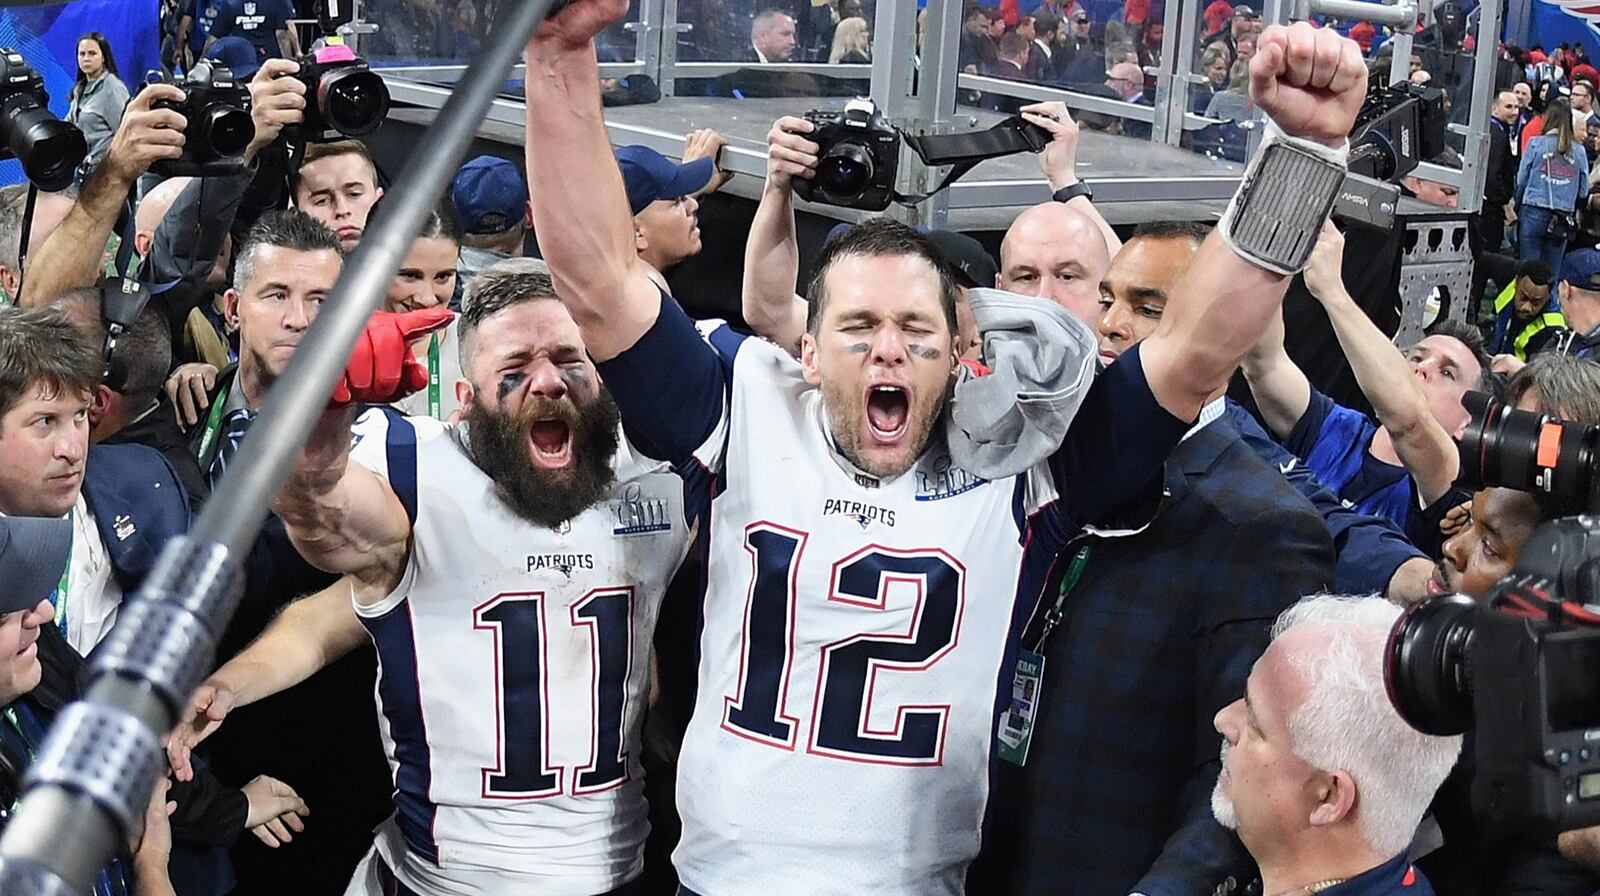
[[1052, 181, 1093, 203]]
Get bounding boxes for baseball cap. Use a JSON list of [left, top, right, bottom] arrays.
[[1234, 6, 1260, 18], [924, 229, 998, 289], [0, 516, 70, 615], [205, 36, 261, 82], [1071, 9, 1090, 22], [615, 146, 717, 216], [451, 156, 530, 236], [1562, 248, 1600, 291]]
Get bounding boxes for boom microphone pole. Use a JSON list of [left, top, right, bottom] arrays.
[[0, 1, 568, 891]]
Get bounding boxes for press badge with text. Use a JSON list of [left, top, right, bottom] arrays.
[[998, 648, 1045, 766]]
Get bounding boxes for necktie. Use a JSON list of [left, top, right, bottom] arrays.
[[207, 407, 256, 490]]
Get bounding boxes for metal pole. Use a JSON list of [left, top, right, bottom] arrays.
[[1458, 0, 1502, 217], [0, 0, 569, 890]]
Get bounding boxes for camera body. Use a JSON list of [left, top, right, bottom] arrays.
[[795, 99, 901, 211], [1386, 391, 1600, 834], [295, 41, 390, 140], [1388, 524, 1600, 834], [0, 49, 84, 190], [146, 63, 254, 177], [1332, 81, 1448, 230]]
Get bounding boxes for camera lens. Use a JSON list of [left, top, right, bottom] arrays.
[[1384, 593, 1477, 736], [1458, 390, 1600, 508], [1, 97, 85, 192], [817, 142, 874, 200], [203, 105, 254, 158], [319, 69, 389, 137]]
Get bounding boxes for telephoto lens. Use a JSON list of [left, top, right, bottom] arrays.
[[1384, 593, 1478, 736], [0, 49, 85, 190], [1458, 391, 1600, 512]]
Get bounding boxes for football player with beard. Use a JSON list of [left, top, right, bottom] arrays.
[[168, 261, 693, 896]]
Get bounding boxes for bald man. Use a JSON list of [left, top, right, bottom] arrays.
[[135, 177, 194, 257], [998, 202, 1111, 326]]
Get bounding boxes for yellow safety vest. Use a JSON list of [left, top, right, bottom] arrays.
[[1495, 282, 1568, 360]]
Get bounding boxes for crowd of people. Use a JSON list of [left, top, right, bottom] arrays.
[[0, 3, 1595, 896]]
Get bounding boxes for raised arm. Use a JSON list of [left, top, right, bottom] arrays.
[[272, 310, 450, 579], [19, 85, 187, 308], [525, 6, 666, 362], [1303, 221, 1459, 504], [166, 579, 367, 780], [1239, 304, 1313, 438], [1139, 24, 1367, 421], [741, 116, 815, 357], [1020, 102, 1121, 261]]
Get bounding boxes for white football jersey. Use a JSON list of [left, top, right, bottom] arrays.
[[346, 410, 693, 895], [590, 301, 1176, 896]]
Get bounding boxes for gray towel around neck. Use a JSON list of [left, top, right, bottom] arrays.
[[944, 288, 1098, 480]]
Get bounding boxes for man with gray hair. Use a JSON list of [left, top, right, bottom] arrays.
[[1213, 595, 1462, 895], [748, 8, 798, 62]]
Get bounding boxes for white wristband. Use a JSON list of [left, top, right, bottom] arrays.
[[1218, 119, 1350, 276]]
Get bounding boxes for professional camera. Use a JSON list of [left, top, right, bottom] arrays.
[[793, 98, 1051, 211], [1385, 393, 1600, 834], [0, 49, 84, 191], [1458, 390, 1600, 514], [144, 63, 254, 177], [295, 39, 390, 140], [795, 99, 902, 210], [1332, 81, 1448, 230]]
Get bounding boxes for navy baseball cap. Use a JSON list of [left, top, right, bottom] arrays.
[[616, 145, 716, 215], [1562, 248, 1600, 290], [205, 36, 260, 82], [452, 156, 529, 235], [0, 516, 69, 615], [924, 229, 998, 289]]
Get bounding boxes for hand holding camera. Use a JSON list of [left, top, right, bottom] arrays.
[[105, 82, 190, 184], [764, 116, 817, 195], [247, 58, 307, 161]]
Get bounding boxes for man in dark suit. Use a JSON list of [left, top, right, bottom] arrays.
[[0, 304, 193, 658], [175, 209, 392, 896], [745, 8, 799, 62], [1481, 88, 1519, 252], [970, 222, 1336, 896]]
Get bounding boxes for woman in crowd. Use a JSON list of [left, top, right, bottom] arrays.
[[829, 16, 871, 64], [67, 32, 129, 173], [385, 200, 467, 421], [1203, 59, 1251, 121], [1518, 95, 1590, 273], [1193, 44, 1230, 114]]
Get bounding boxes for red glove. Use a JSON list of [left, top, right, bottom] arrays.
[[333, 308, 455, 406]]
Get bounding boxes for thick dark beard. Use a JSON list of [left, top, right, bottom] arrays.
[[463, 388, 622, 528]]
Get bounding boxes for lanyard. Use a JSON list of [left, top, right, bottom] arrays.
[[427, 333, 442, 420], [196, 381, 233, 461], [49, 514, 71, 642], [1034, 543, 1091, 651]]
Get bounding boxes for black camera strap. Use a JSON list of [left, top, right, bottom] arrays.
[[896, 117, 1049, 205], [13, 183, 36, 302]]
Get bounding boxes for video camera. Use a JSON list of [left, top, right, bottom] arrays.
[[1385, 392, 1600, 834], [144, 63, 254, 177], [0, 49, 84, 191], [1333, 80, 1449, 230], [793, 98, 1050, 211]]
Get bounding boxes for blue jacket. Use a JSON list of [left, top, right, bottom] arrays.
[[973, 415, 1335, 896], [82, 443, 192, 594], [1223, 400, 1424, 595], [1518, 134, 1590, 212]]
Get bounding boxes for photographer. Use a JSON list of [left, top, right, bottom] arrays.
[[1242, 222, 1489, 555], [1421, 353, 1600, 896]]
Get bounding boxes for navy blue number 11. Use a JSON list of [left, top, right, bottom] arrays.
[[474, 588, 634, 798]]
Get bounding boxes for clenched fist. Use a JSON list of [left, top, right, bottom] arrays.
[[1250, 22, 1367, 148]]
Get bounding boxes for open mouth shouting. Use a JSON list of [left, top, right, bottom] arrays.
[[528, 417, 575, 469], [865, 383, 911, 445]]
